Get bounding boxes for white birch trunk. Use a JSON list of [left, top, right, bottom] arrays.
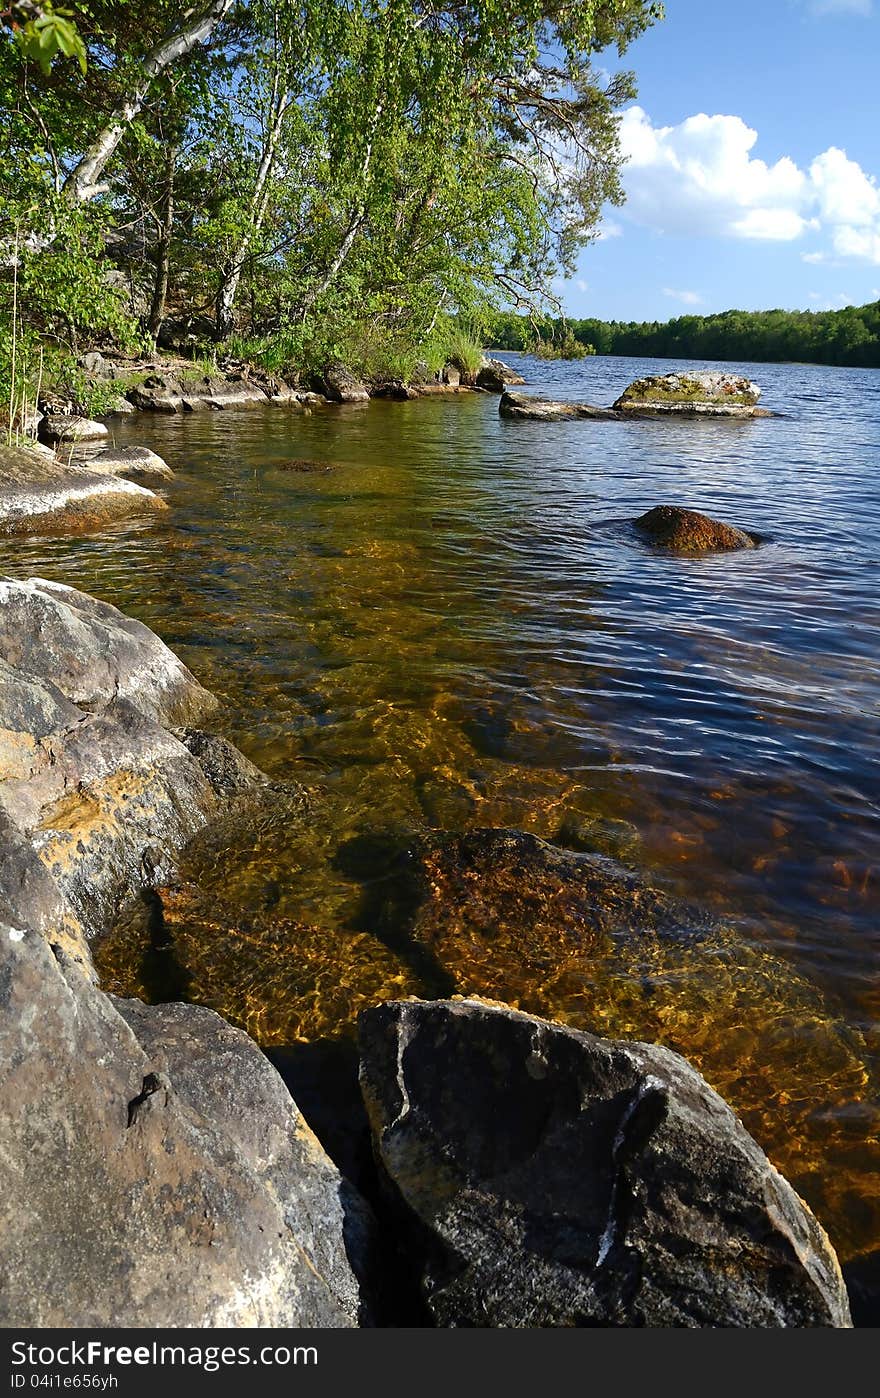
[[64, 0, 234, 203]]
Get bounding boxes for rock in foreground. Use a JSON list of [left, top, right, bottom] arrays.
[[0, 925, 368, 1327], [614, 371, 764, 417], [634, 505, 759, 551], [359, 998, 852, 1328]]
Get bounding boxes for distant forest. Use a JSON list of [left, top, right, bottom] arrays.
[[489, 300, 880, 368]]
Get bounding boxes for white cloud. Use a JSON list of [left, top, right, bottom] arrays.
[[619, 106, 880, 265], [597, 219, 623, 241], [575, 278, 589, 292], [832, 225, 880, 262], [663, 288, 704, 305], [810, 147, 880, 225], [802, 251, 827, 263], [809, 291, 857, 309]]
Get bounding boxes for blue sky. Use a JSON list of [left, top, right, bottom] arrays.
[[563, 0, 880, 320]]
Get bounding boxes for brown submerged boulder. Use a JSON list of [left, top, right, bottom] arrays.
[[634, 505, 759, 551], [358, 997, 852, 1328]]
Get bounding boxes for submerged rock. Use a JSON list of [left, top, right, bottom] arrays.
[[0, 924, 369, 1326], [353, 827, 875, 1252], [614, 371, 765, 417], [499, 391, 617, 421], [0, 443, 165, 533], [634, 505, 759, 551], [359, 997, 852, 1327]]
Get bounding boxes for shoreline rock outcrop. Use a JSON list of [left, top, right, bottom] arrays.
[[359, 997, 852, 1328], [0, 582, 374, 1328], [0, 443, 166, 534]]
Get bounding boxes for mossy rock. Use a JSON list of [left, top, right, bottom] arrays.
[[614, 371, 762, 416]]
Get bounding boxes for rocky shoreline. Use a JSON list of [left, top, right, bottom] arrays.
[[2, 364, 773, 537], [0, 576, 857, 1327]]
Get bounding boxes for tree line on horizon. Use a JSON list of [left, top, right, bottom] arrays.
[[488, 301, 880, 368]]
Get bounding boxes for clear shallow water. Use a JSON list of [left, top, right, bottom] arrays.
[[2, 353, 878, 1262]]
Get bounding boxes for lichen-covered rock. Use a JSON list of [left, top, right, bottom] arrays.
[[0, 443, 165, 534], [0, 924, 368, 1327], [614, 371, 764, 417], [358, 997, 852, 1328], [634, 505, 759, 551], [0, 580, 252, 939], [499, 392, 617, 421]]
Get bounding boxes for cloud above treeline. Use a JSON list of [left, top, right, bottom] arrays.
[[618, 107, 880, 264]]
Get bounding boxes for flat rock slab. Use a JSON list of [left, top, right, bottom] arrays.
[[0, 925, 367, 1327], [358, 997, 852, 1328], [614, 371, 765, 417], [127, 374, 271, 413], [500, 392, 618, 421], [634, 505, 759, 551], [83, 445, 174, 482], [0, 444, 165, 533]]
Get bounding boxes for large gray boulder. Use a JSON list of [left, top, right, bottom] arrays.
[[0, 577, 216, 727], [475, 357, 526, 392], [314, 365, 370, 404], [0, 924, 369, 1327], [358, 998, 852, 1328], [613, 371, 766, 417]]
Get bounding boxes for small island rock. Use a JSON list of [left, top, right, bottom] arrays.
[[634, 505, 759, 551], [614, 371, 763, 417]]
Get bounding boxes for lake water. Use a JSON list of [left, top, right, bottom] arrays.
[[3, 352, 878, 1268]]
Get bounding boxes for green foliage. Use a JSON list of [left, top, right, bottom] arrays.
[[0, 0, 663, 382], [3, 3, 86, 76]]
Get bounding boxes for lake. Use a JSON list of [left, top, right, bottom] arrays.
[[3, 352, 878, 1269]]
